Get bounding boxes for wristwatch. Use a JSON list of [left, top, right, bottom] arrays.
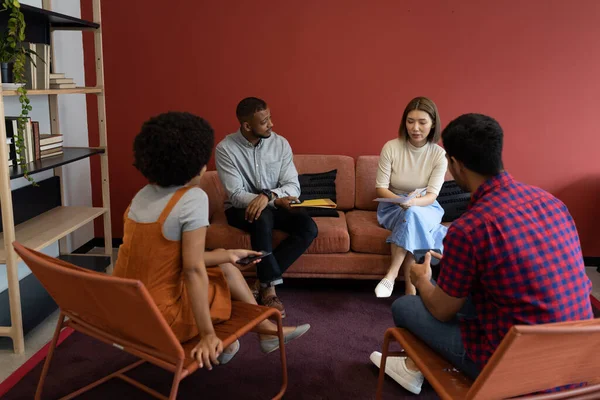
[[261, 189, 274, 201]]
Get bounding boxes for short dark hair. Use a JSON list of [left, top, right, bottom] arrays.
[[399, 97, 441, 143], [236, 97, 267, 123], [133, 112, 214, 187], [442, 113, 504, 176]]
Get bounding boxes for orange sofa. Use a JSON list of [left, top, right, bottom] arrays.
[[200, 155, 411, 280]]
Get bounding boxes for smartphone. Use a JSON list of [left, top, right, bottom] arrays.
[[413, 249, 441, 266], [236, 251, 272, 265]]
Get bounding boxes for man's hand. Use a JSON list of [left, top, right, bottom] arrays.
[[274, 196, 299, 211], [245, 194, 269, 222], [410, 252, 433, 286], [190, 333, 223, 370], [227, 249, 264, 266]]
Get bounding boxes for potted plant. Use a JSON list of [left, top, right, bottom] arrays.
[[0, 0, 41, 184]]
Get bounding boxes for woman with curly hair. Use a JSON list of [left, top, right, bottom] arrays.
[[113, 112, 310, 370]]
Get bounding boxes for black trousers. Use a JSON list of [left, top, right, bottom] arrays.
[[225, 206, 318, 286]]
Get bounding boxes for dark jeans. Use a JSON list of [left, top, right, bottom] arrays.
[[225, 206, 318, 286], [391, 294, 481, 380]]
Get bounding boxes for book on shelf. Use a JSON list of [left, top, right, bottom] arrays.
[[36, 44, 51, 90], [25, 120, 34, 163], [24, 42, 37, 90], [39, 133, 63, 146], [49, 72, 65, 79], [4, 117, 29, 164], [40, 142, 62, 151], [24, 43, 51, 90], [49, 78, 74, 85], [40, 150, 63, 160], [32, 121, 40, 161], [50, 83, 77, 89], [40, 147, 63, 156]]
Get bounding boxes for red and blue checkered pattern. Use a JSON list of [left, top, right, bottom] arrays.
[[437, 172, 593, 370]]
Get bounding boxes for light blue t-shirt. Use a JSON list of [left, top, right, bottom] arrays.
[[128, 184, 209, 241]]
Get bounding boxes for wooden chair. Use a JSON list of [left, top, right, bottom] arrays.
[[376, 319, 600, 400], [12, 242, 288, 400]]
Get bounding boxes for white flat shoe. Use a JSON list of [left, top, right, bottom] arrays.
[[217, 340, 240, 365], [370, 351, 424, 394], [375, 278, 394, 298]]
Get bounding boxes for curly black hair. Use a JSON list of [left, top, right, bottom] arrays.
[[236, 97, 267, 123], [133, 112, 215, 187], [442, 113, 504, 176]]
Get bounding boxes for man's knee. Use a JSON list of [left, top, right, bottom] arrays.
[[296, 213, 318, 242], [250, 208, 275, 232], [391, 295, 422, 328]]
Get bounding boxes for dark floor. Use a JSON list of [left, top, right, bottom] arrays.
[[5, 279, 600, 399], [4, 279, 443, 399]]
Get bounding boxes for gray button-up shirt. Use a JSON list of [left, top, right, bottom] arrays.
[[215, 129, 300, 210]]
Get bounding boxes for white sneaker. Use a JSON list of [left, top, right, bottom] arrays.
[[375, 278, 394, 298], [370, 351, 424, 394]]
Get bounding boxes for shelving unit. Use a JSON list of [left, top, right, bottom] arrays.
[[0, 0, 111, 353]]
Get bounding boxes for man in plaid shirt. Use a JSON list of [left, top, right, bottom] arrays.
[[370, 113, 593, 395]]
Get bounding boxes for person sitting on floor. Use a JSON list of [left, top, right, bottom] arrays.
[[215, 97, 318, 317], [113, 111, 310, 370], [370, 113, 593, 394], [374, 96, 448, 298]]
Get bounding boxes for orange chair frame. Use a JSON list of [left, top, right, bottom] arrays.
[[13, 242, 288, 400], [376, 321, 600, 400]]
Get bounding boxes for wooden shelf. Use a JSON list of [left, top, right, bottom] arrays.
[[0, 207, 107, 263], [20, 4, 99, 30], [2, 87, 102, 96], [8, 147, 105, 180]]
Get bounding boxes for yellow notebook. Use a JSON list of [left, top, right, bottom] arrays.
[[290, 198, 337, 209]]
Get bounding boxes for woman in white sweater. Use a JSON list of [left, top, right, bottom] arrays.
[[374, 97, 448, 298]]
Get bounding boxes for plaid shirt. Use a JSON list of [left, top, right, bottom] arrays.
[[437, 172, 593, 370]]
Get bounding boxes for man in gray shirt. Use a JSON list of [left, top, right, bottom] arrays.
[[215, 97, 318, 317]]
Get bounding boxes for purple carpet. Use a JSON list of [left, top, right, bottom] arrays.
[[5, 279, 600, 399]]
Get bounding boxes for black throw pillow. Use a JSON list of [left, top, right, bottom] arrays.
[[297, 169, 339, 218], [437, 180, 471, 222]]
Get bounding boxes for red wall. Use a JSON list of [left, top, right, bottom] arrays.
[[83, 0, 600, 255]]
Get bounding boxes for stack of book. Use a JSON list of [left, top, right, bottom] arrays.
[[39, 133, 63, 159], [4, 117, 63, 166], [50, 73, 76, 89]]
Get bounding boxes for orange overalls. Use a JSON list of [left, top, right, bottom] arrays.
[[113, 186, 231, 342]]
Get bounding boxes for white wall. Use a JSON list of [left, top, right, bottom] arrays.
[[1, 0, 94, 290]]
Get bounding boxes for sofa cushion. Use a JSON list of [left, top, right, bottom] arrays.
[[199, 171, 228, 220], [298, 169, 339, 217], [346, 210, 391, 255], [206, 210, 350, 254], [294, 155, 355, 210], [355, 156, 379, 211], [438, 180, 471, 222]]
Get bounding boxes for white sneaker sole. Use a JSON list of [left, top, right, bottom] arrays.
[[370, 351, 422, 395]]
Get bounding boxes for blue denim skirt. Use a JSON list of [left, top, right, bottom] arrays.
[[377, 201, 448, 253]]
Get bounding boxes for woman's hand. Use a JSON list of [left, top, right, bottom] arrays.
[[398, 199, 414, 210], [190, 333, 223, 370], [227, 249, 263, 265]]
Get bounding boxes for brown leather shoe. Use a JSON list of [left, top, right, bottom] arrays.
[[261, 295, 286, 318]]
